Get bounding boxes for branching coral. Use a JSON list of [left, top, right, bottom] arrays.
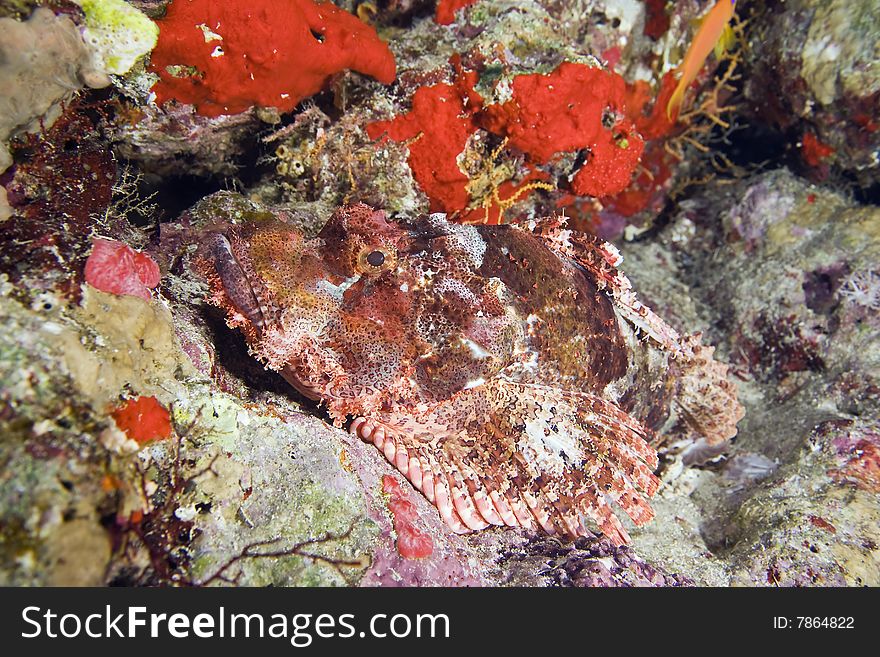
[[108, 405, 367, 586], [196, 523, 364, 586], [150, 0, 397, 117], [460, 137, 554, 224], [109, 418, 220, 586], [664, 51, 742, 162]]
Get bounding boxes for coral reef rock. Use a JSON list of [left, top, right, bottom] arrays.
[[744, 0, 880, 187]]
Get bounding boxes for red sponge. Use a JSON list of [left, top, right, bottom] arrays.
[[435, 0, 480, 25], [150, 0, 396, 117], [367, 68, 481, 215], [479, 62, 644, 197], [111, 396, 173, 445], [382, 475, 434, 559]]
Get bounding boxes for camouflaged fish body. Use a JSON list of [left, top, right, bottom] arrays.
[[197, 204, 743, 545]]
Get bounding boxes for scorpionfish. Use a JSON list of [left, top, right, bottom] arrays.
[[197, 203, 743, 545]]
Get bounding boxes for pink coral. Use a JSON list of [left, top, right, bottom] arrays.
[[84, 238, 160, 300], [382, 475, 434, 559]]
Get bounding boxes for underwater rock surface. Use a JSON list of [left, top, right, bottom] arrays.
[[622, 169, 880, 586], [0, 1, 877, 586], [744, 0, 880, 188]]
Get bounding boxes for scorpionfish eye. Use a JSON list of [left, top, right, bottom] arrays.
[[355, 244, 397, 275]]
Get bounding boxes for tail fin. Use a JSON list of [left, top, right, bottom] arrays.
[[673, 333, 745, 444]]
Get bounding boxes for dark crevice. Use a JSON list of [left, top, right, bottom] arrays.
[[715, 120, 793, 171], [144, 174, 225, 223], [202, 309, 319, 414]]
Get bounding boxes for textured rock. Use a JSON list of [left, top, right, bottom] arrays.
[[112, 103, 261, 178], [623, 168, 880, 586], [0, 8, 110, 175], [744, 0, 880, 186]]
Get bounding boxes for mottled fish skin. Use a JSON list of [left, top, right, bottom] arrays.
[[197, 203, 743, 545]]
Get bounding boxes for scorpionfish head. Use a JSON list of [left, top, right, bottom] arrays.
[[198, 203, 524, 419]]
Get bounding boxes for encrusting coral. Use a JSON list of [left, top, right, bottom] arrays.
[[73, 0, 159, 76]]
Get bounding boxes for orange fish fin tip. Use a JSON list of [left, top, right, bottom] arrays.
[[666, 86, 684, 121]]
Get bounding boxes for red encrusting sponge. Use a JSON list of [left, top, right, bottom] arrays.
[[111, 396, 173, 445], [382, 474, 434, 559], [150, 0, 397, 117], [479, 62, 645, 198]]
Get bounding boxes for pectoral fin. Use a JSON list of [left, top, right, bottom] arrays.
[[352, 379, 660, 546]]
